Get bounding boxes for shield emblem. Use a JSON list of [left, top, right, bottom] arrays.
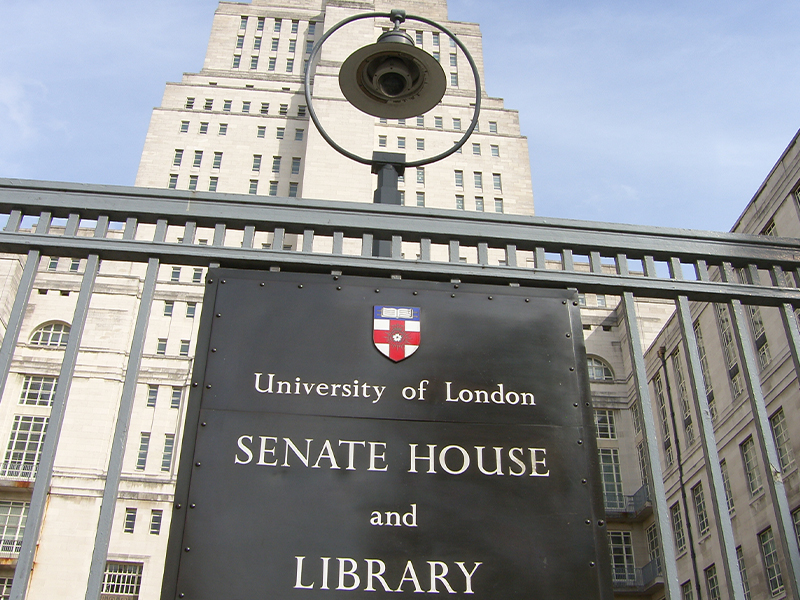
[[373, 306, 421, 362]]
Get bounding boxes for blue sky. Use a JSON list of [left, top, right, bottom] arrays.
[[1, 0, 799, 232]]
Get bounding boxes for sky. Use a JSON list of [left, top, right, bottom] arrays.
[[1, 0, 799, 232]]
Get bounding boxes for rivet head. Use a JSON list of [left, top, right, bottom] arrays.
[[451, 293, 456, 298], [337, 286, 342, 290], [566, 333, 571, 338], [216, 313, 221, 318], [190, 503, 197, 509], [221, 279, 226, 284], [298, 284, 303, 289], [573, 300, 578, 306], [211, 348, 217, 353], [192, 382, 198, 387], [333, 275, 339, 280], [453, 284, 459, 289], [581, 479, 587, 484], [175, 503, 182, 509], [585, 402, 590, 407], [206, 384, 212, 389], [585, 519, 591, 525], [184, 547, 191, 552], [525, 298, 530, 302], [413, 291, 418, 295], [577, 439, 583, 445], [260, 282, 265, 286], [195, 462, 201, 467], [573, 403, 578, 407], [589, 562, 596, 568], [375, 289, 380, 293], [562, 300, 567, 304], [488, 296, 493, 300], [179, 594, 185, 598], [569, 367, 575, 371], [207, 279, 213, 284], [597, 520, 605, 527], [200, 422, 207, 427]]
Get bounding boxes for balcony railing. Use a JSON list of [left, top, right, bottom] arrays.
[[604, 484, 652, 519], [0, 461, 37, 481], [612, 558, 663, 591]]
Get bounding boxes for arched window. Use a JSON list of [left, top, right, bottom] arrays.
[[587, 356, 613, 381], [30, 322, 70, 348]]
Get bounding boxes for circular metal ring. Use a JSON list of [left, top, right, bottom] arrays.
[[304, 12, 482, 169]]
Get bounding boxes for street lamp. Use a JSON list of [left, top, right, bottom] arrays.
[[303, 9, 482, 256]]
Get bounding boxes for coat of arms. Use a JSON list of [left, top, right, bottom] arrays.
[[373, 306, 420, 362]]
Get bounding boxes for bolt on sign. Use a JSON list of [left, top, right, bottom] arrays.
[[162, 270, 613, 599]]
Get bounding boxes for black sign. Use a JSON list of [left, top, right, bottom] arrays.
[[163, 270, 612, 599]]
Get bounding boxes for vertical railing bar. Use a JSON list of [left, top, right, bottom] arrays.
[[477, 243, 489, 266], [302, 230, 314, 253], [420, 238, 431, 262], [35, 212, 52, 235], [534, 247, 546, 269], [122, 218, 137, 240], [505, 244, 517, 267], [361, 234, 373, 258], [561, 249, 574, 271], [4, 210, 22, 233], [668, 257, 682, 280], [621, 292, 680, 599], [720, 269, 800, 598], [0, 251, 40, 403], [182, 222, 197, 245], [213, 223, 226, 247], [676, 296, 746, 599], [273, 228, 285, 252], [64, 213, 80, 236], [695, 260, 710, 282], [448, 241, 460, 264], [391, 236, 402, 260], [589, 252, 602, 274], [616, 254, 629, 277], [643, 256, 657, 278], [10, 253, 100, 600], [83, 258, 160, 600], [242, 225, 255, 249], [746, 263, 760, 287], [95, 216, 109, 239], [332, 232, 344, 255]]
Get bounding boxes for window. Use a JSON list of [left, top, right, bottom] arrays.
[[188, 175, 198, 191], [272, 156, 281, 172], [0, 501, 27, 554], [269, 181, 278, 196], [199, 122, 209, 135], [223, 100, 232, 111], [268, 37, 279, 53], [291, 20, 299, 34], [705, 565, 720, 600], [770, 408, 795, 472], [171, 387, 182, 409], [267, 57, 276, 71], [239, 16, 248, 30], [180, 340, 190, 356], [433, 52, 440, 62], [288, 39, 296, 53], [692, 483, 710, 536], [671, 502, 686, 553], [449, 53, 457, 68], [163, 300, 174, 317], [737, 546, 752, 600], [454, 170, 463, 189], [20, 375, 57, 406], [161, 434, 175, 472], [397, 175, 404, 184], [193, 268, 203, 283], [2, 416, 48, 479], [694, 321, 715, 418], [472, 143, 481, 156], [720, 460, 734, 513], [397, 136, 406, 149], [136, 433, 150, 470], [681, 580, 694, 600], [102, 562, 143, 599], [415, 30, 423, 45], [416, 192, 425, 207], [256, 16, 265, 31], [286, 58, 294, 72], [150, 510, 163, 535], [489, 121, 498, 134], [398, 118, 406, 126], [180, 120, 189, 133], [219, 123, 227, 136], [595, 410, 616, 439], [587, 357, 613, 381], [434, 116, 443, 129], [156, 339, 167, 355], [308, 22, 316, 36], [168, 175, 178, 189], [295, 129, 304, 141], [637, 440, 649, 492], [30, 322, 70, 348], [415, 116, 424, 127], [491, 144, 499, 157], [646, 522, 662, 573], [762, 220, 777, 236], [192, 150, 203, 168], [378, 135, 387, 148], [276, 127, 285, 140], [608, 531, 634, 583], [291, 158, 301, 175], [249, 180, 258, 195], [416, 138, 425, 150], [475, 197, 484, 212], [450, 72, 458, 87], [760, 528, 784, 596], [741, 437, 763, 497], [185, 97, 195, 109], [274, 19, 282, 32], [305, 40, 314, 54], [248, 55, 258, 69], [450, 37, 457, 48], [653, 374, 674, 467], [68, 258, 80, 273], [494, 198, 504, 213], [170, 266, 181, 282], [213, 152, 223, 169], [598, 449, 623, 510], [242, 101, 251, 113], [253, 37, 261, 51], [289, 183, 298, 198], [493, 173, 502, 192], [416, 167, 425, 184], [123, 508, 136, 533], [172, 149, 183, 167], [455, 195, 464, 210], [432, 32, 439, 46], [203, 98, 213, 111], [474, 172, 483, 190], [146, 385, 158, 408], [186, 302, 197, 319], [258, 102, 269, 115], [298, 105, 307, 117], [257, 125, 266, 139], [252, 155, 262, 172]]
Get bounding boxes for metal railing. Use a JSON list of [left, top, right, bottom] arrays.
[[0, 178, 799, 600], [604, 485, 652, 519], [0, 462, 37, 482], [613, 558, 663, 591]]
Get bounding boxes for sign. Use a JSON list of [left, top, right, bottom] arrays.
[[162, 270, 612, 599]]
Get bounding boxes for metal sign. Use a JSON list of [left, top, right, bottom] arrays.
[[162, 270, 612, 599]]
